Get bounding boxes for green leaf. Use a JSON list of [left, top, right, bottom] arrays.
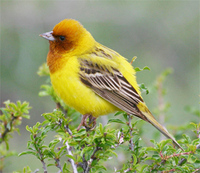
[[108, 119, 125, 124], [107, 149, 118, 157], [132, 154, 137, 165], [9, 102, 18, 112], [22, 115, 30, 119], [144, 157, 157, 162], [0, 108, 10, 120], [123, 113, 129, 121], [75, 128, 86, 136], [160, 139, 172, 150], [19, 151, 37, 156], [143, 66, 151, 71], [135, 66, 150, 72], [99, 123, 104, 135], [145, 147, 158, 152], [114, 111, 124, 116], [140, 164, 148, 173], [66, 154, 76, 161]]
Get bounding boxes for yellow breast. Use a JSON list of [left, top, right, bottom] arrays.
[[50, 56, 118, 117]]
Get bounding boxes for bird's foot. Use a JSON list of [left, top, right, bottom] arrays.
[[77, 114, 96, 131]]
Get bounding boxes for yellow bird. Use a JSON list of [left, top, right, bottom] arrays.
[[40, 19, 182, 150]]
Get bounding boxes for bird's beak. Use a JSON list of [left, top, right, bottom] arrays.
[[39, 31, 55, 41]]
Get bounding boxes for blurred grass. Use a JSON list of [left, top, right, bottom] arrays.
[[1, 1, 199, 172]]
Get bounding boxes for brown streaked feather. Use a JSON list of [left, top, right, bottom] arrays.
[[79, 58, 150, 121]]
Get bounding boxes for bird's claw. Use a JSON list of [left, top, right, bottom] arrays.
[[77, 114, 96, 131]]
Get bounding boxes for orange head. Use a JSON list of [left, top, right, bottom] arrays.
[[40, 19, 95, 55], [40, 19, 95, 73]]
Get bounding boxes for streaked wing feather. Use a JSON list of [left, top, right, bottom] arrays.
[[79, 59, 148, 121]]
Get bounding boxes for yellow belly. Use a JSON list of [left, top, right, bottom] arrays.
[[50, 57, 118, 117]]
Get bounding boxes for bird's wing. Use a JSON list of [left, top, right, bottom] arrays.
[[79, 58, 183, 150], [79, 58, 149, 122]]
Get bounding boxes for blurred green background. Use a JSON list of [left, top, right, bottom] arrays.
[[1, 1, 199, 172]]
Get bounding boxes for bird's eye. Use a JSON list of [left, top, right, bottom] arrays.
[[59, 36, 65, 41]]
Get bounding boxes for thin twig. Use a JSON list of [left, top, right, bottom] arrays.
[[33, 169, 40, 173], [56, 102, 68, 115], [192, 168, 200, 173], [154, 143, 200, 171], [41, 159, 48, 173], [178, 144, 200, 166], [64, 124, 73, 136], [196, 143, 200, 149], [1, 113, 17, 143], [55, 158, 63, 173], [65, 141, 78, 173], [78, 146, 100, 173], [165, 151, 194, 160], [161, 168, 176, 173], [114, 131, 124, 148], [60, 119, 77, 172], [124, 168, 131, 172], [128, 115, 134, 152], [38, 152, 47, 173], [77, 154, 88, 173], [33, 134, 47, 173], [127, 115, 136, 172]]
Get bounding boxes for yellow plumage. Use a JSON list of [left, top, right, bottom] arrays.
[[40, 19, 183, 150], [50, 52, 119, 116]]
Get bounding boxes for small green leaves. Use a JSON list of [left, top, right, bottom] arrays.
[[0, 100, 31, 145], [0, 100, 31, 172], [135, 66, 151, 72], [1, 65, 200, 172]]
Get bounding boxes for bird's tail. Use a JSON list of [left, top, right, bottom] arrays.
[[138, 103, 183, 150]]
